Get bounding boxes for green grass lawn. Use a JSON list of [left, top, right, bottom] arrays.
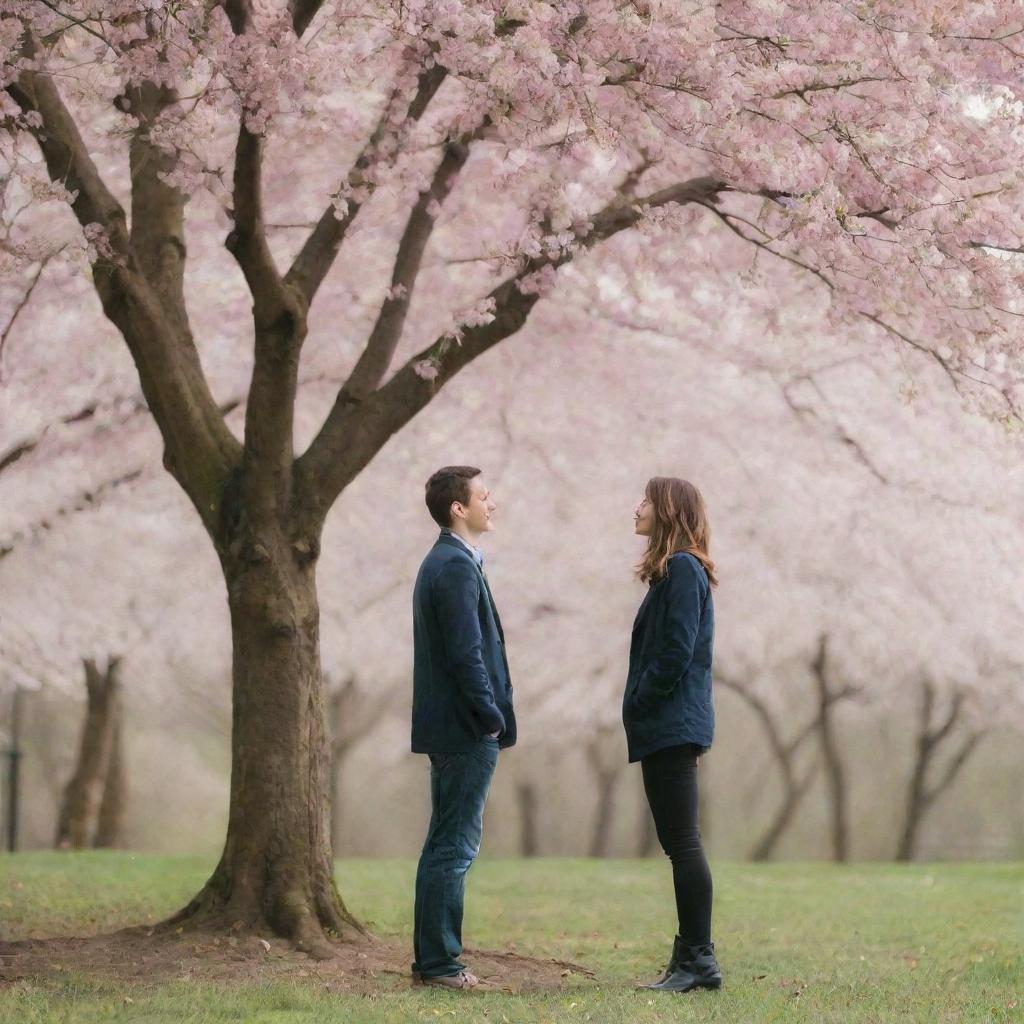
[[1, 854, 1021, 1023]]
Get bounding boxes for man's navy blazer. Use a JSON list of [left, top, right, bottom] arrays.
[[411, 531, 517, 754], [622, 551, 715, 763]]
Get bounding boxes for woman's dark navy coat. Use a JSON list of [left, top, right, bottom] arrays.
[[622, 551, 715, 763]]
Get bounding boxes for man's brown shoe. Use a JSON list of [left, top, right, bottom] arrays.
[[416, 970, 480, 989]]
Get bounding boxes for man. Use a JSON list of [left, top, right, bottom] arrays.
[[410, 465, 517, 990]]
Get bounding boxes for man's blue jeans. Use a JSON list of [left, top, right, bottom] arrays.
[[412, 737, 499, 979]]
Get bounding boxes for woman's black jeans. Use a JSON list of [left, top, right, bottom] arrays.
[[641, 743, 713, 946]]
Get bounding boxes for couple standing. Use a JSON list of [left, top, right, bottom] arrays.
[[409, 466, 720, 994]]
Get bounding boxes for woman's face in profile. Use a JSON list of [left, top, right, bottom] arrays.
[[634, 495, 653, 536]]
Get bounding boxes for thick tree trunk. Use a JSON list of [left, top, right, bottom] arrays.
[[55, 658, 121, 849], [167, 546, 361, 955], [93, 714, 126, 848]]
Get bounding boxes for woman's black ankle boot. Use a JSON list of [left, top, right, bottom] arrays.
[[644, 935, 687, 988], [647, 941, 722, 993]]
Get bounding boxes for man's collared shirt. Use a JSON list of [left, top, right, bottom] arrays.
[[441, 527, 484, 568]]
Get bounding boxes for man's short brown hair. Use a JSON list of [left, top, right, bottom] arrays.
[[425, 466, 481, 527]]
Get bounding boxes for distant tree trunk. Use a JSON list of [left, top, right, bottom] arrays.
[[585, 728, 622, 858], [166, 557, 362, 956], [812, 636, 851, 862], [717, 674, 846, 861], [589, 766, 620, 858], [328, 684, 351, 855], [638, 798, 660, 857], [751, 760, 818, 861], [55, 658, 121, 849], [516, 780, 540, 857], [326, 674, 389, 857], [330, 743, 345, 859], [697, 756, 710, 843], [93, 714, 126, 848], [896, 680, 985, 861], [5, 688, 24, 852]]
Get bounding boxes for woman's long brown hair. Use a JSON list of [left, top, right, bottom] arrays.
[[636, 477, 718, 587]]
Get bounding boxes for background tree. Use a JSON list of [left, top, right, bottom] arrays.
[[718, 672, 817, 861], [55, 655, 123, 847], [895, 678, 990, 862], [584, 720, 624, 858], [810, 635, 853, 862], [326, 673, 392, 852]]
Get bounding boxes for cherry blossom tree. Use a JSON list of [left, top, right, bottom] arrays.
[[3, 0, 1024, 952], [715, 667, 856, 861], [54, 655, 124, 849], [896, 676, 988, 861], [325, 672, 393, 851]]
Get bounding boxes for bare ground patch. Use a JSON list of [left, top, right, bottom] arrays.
[[0, 928, 596, 995]]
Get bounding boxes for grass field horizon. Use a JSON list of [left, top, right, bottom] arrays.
[[1, 853, 1021, 1023]]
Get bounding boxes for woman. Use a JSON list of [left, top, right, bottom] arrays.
[[623, 476, 721, 993]]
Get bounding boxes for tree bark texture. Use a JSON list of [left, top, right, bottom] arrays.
[[55, 658, 121, 849], [167, 538, 361, 955]]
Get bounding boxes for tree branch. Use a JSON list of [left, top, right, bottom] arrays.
[[0, 249, 60, 379], [223, 0, 253, 34], [769, 76, 894, 102], [6, 72, 128, 256], [926, 730, 985, 802], [0, 469, 144, 563], [283, 64, 448, 306], [228, 123, 308, 515], [335, 136, 476, 406], [716, 675, 794, 780], [123, 79, 192, 340], [226, 127, 297, 328], [283, 18, 524, 307], [7, 39, 240, 530], [289, 0, 326, 37], [214, 2, 308, 510], [294, 175, 729, 518], [930, 687, 965, 749]]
